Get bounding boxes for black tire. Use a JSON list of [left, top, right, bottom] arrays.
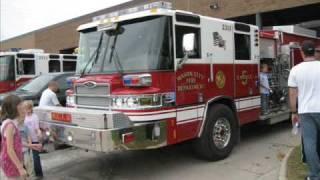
[[193, 104, 238, 161]]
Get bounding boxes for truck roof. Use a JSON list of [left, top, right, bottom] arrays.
[[78, 1, 257, 32]]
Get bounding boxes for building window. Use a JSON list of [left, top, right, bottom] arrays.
[[234, 33, 251, 60], [49, 60, 61, 72], [63, 61, 76, 72], [175, 25, 201, 59]]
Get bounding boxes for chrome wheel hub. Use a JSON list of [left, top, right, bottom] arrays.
[[213, 118, 231, 149]]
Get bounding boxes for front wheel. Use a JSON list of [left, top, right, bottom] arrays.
[[193, 104, 238, 161]]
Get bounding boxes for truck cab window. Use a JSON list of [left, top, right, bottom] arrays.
[[234, 33, 251, 60], [175, 25, 201, 59], [49, 60, 61, 72], [17, 59, 36, 75], [63, 61, 76, 72]]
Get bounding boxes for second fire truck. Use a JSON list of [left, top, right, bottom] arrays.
[[0, 49, 77, 93], [35, 2, 320, 160]]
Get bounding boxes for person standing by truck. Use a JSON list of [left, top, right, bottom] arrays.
[[0, 95, 27, 179], [315, 46, 320, 60], [24, 100, 43, 179], [39, 81, 61, 107], [34, 81, 61, 178], [288, 40, 320, 180], [260, 63, 272, 115]]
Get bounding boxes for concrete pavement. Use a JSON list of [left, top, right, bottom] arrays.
[[40, 121, 300, 180]]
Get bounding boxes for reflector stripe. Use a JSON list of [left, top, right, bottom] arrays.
[[235, 97, 261, 111], [177, 117, 202, 124], [237, 106, 260, 112], [129, 112, 176, 121]]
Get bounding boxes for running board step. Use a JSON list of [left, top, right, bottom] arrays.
[[259, 109, 290, 125]]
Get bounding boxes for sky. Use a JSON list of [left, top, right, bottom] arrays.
[[0, 0, 131, 41]]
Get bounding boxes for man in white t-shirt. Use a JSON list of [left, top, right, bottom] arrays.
[[288, 40, 320, 180], [316, 46, 320, 60], [39, 81, 61, 107]]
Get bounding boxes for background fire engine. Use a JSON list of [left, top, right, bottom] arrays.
[[35, 2, 320, 161], [0, 49, 77, 93]]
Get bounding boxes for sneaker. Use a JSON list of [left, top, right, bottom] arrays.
[[305, 176, 310, 180]]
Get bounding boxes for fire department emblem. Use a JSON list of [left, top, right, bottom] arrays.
[[215, 70, 226, 89]]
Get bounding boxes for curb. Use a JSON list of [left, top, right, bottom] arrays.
[[278, 147, 295, 180]]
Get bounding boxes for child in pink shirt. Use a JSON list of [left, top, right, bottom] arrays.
[[0, 95, 27, 179]]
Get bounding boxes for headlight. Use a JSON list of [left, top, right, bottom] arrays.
[[115, 98, 123, 107], [111, 93, 175, 110], [127, 97, 138, 107], [66, 95, 75, 107]]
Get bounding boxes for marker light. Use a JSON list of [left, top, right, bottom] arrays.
[[123, 74, 152, 87], [122, 132, 135, 144], [67, 135, 73, 142], [92, 1, 172, 21]]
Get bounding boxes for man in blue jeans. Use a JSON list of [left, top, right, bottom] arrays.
[[288, 40, 320, 180]]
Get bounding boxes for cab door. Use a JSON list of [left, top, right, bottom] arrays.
[[174, 15, 207, 142], [234, 25, 260, 124]]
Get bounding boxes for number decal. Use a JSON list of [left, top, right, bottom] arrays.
[[222, 24, 232, 31]]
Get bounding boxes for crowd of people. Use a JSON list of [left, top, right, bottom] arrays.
[[0, 81, 60, 180]]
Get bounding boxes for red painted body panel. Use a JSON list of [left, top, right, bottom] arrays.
[[281, 32, 320, 46], [238, 108, 261, 125], [166, 118, 177, 145], [0, 78, 31, 93], [0, 81, 16, 93], [234, 64, 259, 98], [176, 120, 201, 143], [176, 64, 208, 106], [260, 31, 276, 39], [292, 48, 304, 66]]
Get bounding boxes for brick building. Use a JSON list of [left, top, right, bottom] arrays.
[[1, 0, 319, 53]]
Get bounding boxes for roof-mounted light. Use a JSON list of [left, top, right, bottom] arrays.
[[92, 1, 172, 22]]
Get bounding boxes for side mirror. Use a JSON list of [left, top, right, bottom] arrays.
[[178, 33, 196, 69], [183, 33, 195, 54]]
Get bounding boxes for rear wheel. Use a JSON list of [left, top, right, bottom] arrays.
[[193, 104, 238, 161]]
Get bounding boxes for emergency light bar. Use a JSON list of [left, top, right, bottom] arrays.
[[92, 1, 172, 22]]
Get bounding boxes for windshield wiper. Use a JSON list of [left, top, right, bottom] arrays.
[[108, 31, 123, 75], [80, 33, 104, 77]]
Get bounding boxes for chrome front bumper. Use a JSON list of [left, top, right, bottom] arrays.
[[35, 106, 168, 153]]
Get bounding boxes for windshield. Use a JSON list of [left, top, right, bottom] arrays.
[[0, 55, 15, 81], [17, 74, 55, 93], [76, 16, 173, 74]]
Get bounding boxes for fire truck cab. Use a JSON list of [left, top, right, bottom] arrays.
[[34, 2, 320, 161], [0, 49, 77, 93]]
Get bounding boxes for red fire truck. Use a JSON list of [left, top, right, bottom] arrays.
[[0, 49, 77, 93], [35, 2, 320, 161]]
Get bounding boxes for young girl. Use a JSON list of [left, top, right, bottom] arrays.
[[24, 101, 43, 178], [0, 95, 27, 179], [19, 103, 42, 180]]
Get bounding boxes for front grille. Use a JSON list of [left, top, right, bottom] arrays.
[[75, 83, 111, 108], [76, 84, 109, 95], [77, 96, 111, 107]]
